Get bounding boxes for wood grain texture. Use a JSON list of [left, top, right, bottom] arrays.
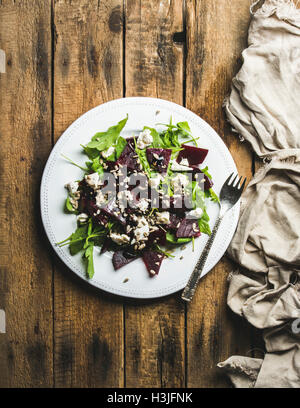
[[0, 0, 53, 387], [52, 0, 124, 387], [124, 0, 186, 388], [0, 0, 267, 388], [185, 0, 255, 387]]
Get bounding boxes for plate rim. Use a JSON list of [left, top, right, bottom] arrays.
[[40, 97, 239, 299]]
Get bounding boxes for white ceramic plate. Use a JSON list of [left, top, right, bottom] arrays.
[[41, 97, 239, 299]]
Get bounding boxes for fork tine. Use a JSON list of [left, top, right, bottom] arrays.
[[234, 175, 243, 188], [225, 172, 234, 185], [230, 174, 238, 186], [239, 177, 247, 192]]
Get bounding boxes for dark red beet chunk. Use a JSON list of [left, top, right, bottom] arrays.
[[100, 238, 110, 254], [101, 200, 127, 225], [176, 218, 201, 238], [191, 166, 213, 190], [177, 144, 208, 165], [142, 250, 165, 277], [112, 250, 139, 270], [117, 140, 140, 171], [167, 213, 183, 230], [146, 148, 172, 173], [85, 200, 109, 225], [147, 228, 166, 247]]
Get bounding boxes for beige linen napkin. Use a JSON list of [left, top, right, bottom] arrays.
[[218, 0, 300, 388]]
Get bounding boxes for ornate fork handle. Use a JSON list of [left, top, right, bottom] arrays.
[[181, 216, 222, 302]]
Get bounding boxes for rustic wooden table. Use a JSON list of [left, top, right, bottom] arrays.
[[0, 0, 263, 388]]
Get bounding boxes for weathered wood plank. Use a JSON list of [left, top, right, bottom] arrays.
[[124, 0, 185, 387], [53, 0, 124, 387], [185, 0, 255, 387], [0, 0, 53, 387]]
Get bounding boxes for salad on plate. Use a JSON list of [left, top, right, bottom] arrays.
[[58, 116, 219, 279]]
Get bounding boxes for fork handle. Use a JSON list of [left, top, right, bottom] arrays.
[[181, 216, 222, 302]]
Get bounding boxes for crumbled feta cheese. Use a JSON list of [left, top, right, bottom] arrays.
[[149, 173, 162, 189], [137, 128, 153, 149], [102, 146, 115, 159], [156, 211, 170, 224], [117, 190, 133, 201], [188, 207, 203, 219], [95, 190, 107, 208], [117, 190, 133, 211], [85, 172, 100, 190], [180, 158, 189, 166], [134, 216, 150, 242], [77, 213, 89, 224], [65, 181, 79, 195], [170, 160, 191, 171], [135, 197, 149, 212], [69, 197, 79, 209], [171, 173, 189, 191], [110, 232, 130, 245]]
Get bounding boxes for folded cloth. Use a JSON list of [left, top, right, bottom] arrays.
[[218, 0, 300, 388]]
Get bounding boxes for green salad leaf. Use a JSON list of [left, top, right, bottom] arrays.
[[86, 156, 104, 176], [133, 137, 151, 176], [205, 188, 220, 203], [64, 196, 78, 214], [198, 209, 211, 236], [56, 220, 106, 277], [84, 243, 95, 279], [166, 232, 192, 245], [115, 136, 127, 159], [87, 115, 128, 152]]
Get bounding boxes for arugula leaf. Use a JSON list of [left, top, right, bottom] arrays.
[[201, 166, 212, 180], [133, 137, 151, 176], [115, 136, 127, 159], [86, 156, 104, 176], [68, 224, 89, 255], [177, 121, 191, 134], [64, 196, 78, 214], [144, 126, 165, 148], [84, 243, 95, 278], [61, 154, 89, 172], [157, 119, 198, 147], [87, 115, 128, 152], [166, 232, 192, 245], [190, 181, 206, 209], [57, 221, 105, 277], [81, 145, 99, 160], [205, 188, 220, 203], [155, 244, 175, 258], [198, 209, 211, 236]]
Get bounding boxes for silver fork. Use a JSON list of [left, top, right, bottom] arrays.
[[181, 173, 247, 303]]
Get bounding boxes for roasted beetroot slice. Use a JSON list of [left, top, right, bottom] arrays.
[[125, 136, 136, 148], [177, 144, 208, 165], [147, 228, 166, 247], [146, 148, 172, 173], [191, 166, 214, 190], [167, 213, 183, 230], [204, 175, 213, 190], [102, 200, 127, 225], [85, 200, 110, 225], [142, 250, 165, 277], [86, 199, 98, 217], [78, 196, 88, 213], [116, 140, 140, 171], [176, 218, 201, 238], [112, 250, 138, 270], [100, 238, 110, 254], [170, 194, 194, 211]]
